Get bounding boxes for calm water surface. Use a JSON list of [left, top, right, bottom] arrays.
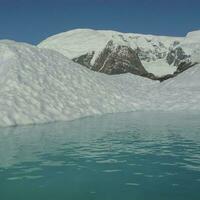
[[0, 112, 200, 200]]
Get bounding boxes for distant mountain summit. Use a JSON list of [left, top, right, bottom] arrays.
[[73, 40, 154, 79], [38, 29, 199, 80]]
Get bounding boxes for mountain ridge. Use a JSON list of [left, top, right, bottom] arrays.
[[38, 28, 199, 79]]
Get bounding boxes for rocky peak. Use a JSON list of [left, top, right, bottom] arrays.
[[74, 40, 155, 78]]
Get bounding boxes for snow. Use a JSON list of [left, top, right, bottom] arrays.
[[142, 59, 177, 76], [38, 29, 110, 59], [39, 28, 183, 57], [0, 29, 199, 127], [154, 64, 200, 111], [177, 30, 200, 56]]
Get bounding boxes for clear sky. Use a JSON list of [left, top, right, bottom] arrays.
[[0, 0, 199, 44]]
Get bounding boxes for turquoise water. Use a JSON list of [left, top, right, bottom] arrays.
[[0, 112, 200, 200]]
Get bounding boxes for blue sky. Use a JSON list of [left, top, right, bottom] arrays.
[[0, 0, 199, 44]]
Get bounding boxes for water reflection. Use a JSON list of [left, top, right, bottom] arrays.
[[0, 112, 200, 200]]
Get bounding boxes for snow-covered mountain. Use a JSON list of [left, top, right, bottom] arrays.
[[0, 37, 200, 127], [38, 29, 187, 77]]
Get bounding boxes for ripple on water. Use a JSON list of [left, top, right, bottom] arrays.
[[0, 112, 200, 200]]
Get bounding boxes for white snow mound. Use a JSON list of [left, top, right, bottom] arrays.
[[0, 40, 155, 127]]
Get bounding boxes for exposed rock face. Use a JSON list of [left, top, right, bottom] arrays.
[[91, 40, 148, 76], [95, 45, 145, 75], [73, 52, 94, 69], [166, 47, 190, 66], [73, 40, 156, 79]]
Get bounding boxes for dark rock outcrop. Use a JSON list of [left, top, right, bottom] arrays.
[[166, 47, 190, 66], [73, 40, 156, 79], [93, 40, 149, 76], [73, 52, 94, 69]]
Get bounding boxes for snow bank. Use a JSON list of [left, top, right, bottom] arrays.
[[0, 39, 200, 127], [0, 40, 156, 127]]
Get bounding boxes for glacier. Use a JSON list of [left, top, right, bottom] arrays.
[[0, 29, 199, 127]]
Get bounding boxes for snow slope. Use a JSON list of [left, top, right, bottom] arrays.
[[38, 29, 182, 59], [0, 39, 200, 127], [154, 64, 200, 111], [142, 60, 177, 76], [38, 29, 183, 76], [179, 30, 200, 56], [0, 40, 156, 127]]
